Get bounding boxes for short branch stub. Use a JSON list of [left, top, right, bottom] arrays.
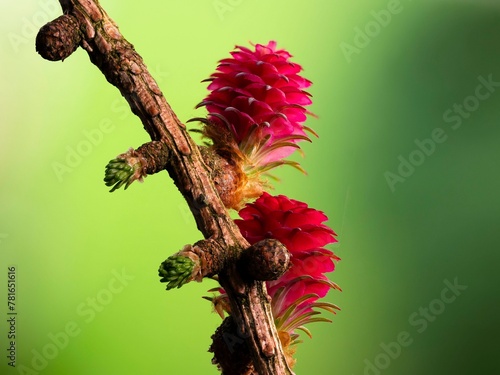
[[36, 14, 81, 61], [240, 239, 291, 281]]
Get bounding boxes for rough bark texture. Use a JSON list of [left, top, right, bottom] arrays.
[[239, 239, 291, 282], [136, 141, 170, 175], [210, 316, 255, 375], [36, 1, 293, 374]]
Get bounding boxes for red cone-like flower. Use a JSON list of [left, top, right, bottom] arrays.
[[208, 193, 340, 365], [236, 193, 340, 343], [196, 41, 315, 174]]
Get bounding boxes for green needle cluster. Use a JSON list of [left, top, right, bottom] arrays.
[[158, 255, 195, 290], [104, 158, 138, 192]]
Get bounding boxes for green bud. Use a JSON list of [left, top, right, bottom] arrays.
[[158, 255, 195, 290], [103, 157, 143, 192]]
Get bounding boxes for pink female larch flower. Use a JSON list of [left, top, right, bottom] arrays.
[[236, 193, 340, 346], [196, 41, 315, 177], [209, 193, 340, 366]]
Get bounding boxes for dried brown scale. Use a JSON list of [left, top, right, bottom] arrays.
[[37, 2, 294, 374]]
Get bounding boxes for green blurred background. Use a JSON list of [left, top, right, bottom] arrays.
[[1, 0, 499, 374]]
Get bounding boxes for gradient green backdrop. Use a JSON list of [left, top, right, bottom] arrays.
[[1, 1, 499, 374]]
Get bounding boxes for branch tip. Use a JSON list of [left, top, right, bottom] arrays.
[[36, 14, 81, 61], [240, 239, 291, 281], [104, 141, 170, 192], [158, 253, 196, 290]]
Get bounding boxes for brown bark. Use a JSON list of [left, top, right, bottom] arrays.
[[36, 1, 293, 374]]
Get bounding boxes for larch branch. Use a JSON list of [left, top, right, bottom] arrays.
[[36, 1, 294, 374]]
